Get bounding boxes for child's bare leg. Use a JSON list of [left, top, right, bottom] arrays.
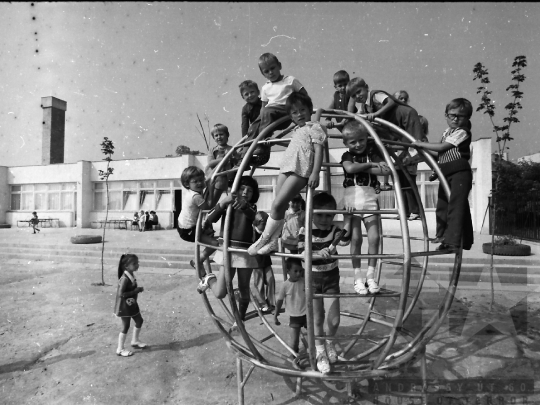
[[350, 215, 364, 282], [264, 266, 276, 307], [325, 297, 341, 338], [271, 174, 308, 220], [210, 266, 235, 299], [237, 268, 253, 320], [251, 268, 266, 308], [313, 298, 325, 347], [364, 215, 381, 279], [289, 326, 302, 354]]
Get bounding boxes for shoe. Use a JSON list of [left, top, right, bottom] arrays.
[[429, 172, 438, 182], [325, 341, 338, 364], [354, 279, 368, 295], [131, 343, 148, 349], [408, 214, 420, 221], [196, 273, 217, 294], [257, 238, 279, 255], [189, 259, 196, 269], [260, 305, 271, 314], [116, 349, 134, 357], [431, 237, 444, 244], [248, 234, 270, 256], [380, 183, 393, 191], [436, 243, 458, 252], [366, 279, 380, 294], [316, 352, 331, 374]]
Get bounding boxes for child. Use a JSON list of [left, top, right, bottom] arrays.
[[239, 80, 263, 137], [177, 166, 218, 278], [113, 254, 147, 357], [412, 98, 474, 251], [132, 211, 140, 230], [340, 121, 391, 294], [281, 194, 306, 254], [200, 176, 260, 325], [205, 124, 240, 208], [139, 210, 147, 232], [347, 78, 423, 191], [252, 211, 276, 313], [274, 257, 306, 356], [393, 90, 410, 104], [30, 211, 40, 234], [248, 92, 326, 256], [325, 70, 357, 132], [245, 53, 308, 142], [298, 192, 344, 374]]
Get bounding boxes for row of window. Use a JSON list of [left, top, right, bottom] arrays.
[[11, 183, 76, 211]]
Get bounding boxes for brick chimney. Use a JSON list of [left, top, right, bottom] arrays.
[[41, 96, 67, 164]]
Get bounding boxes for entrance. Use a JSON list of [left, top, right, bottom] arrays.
[[173, 190, 182, 228]]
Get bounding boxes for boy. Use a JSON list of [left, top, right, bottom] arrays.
[[325, 70, 357, 132], [239, 80, 263, 137], [30, 211, 40, 234], [340, 121, 390, 294], [274, 258, 306, 356], [298, 192, 343, 374], [281, 194, 306, 254], [205, 124, 239, 208], [245, 53, 308, 142], [412, 98, 474, 251]]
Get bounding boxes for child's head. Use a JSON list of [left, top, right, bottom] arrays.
[[393, 90, 410, 104], [210, 124, 230, 147], [290, 194, 305, 213], [134, 212, 139, 216], [238, 176, 259, 204], [333, 70, 350, 95], [286, 92, 313, 127], [239, 80, 260, 105], [445, 98, 472, 130], [312, 192, 336, 230], [117, 254, 139, 279], [181, 166, 205, 191], [32, 211, 37, 216], [258, 53, 282, 82], [253, 211, 269, 234], [342, 120, 369, 155], [140, 209, 144, 214], [346, 77, 369, 104], [285, 257, 304, 282], [418, 115, 429, 141]]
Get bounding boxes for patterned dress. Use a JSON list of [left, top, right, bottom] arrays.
[[280, 122, 327, 178], [114, 272, 140, 318]]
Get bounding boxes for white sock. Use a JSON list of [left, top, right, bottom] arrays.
[[117, 332, 127, 352], [366, 266, 376, 280], [131, 327, 141, 344], [353, 268, 363, 282], [315, 344, 325, 355]]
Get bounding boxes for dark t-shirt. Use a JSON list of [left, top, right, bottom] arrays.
[[340, 143, 381, 188], [241, 99, 263, 136]]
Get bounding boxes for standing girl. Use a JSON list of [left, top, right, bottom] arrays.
[[201, 176, 261, 325], [248, 92, 327, 256], [114, 254, 147, 357], [252, 211, 276, 313]]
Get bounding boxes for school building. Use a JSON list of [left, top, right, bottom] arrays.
[[0, 97, 492, 234]]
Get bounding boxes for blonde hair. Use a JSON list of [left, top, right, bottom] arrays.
[[346, 77, 368, 97], [210, 123, 229, 139]]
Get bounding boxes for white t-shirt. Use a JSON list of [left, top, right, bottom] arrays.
[[261, 76, 304, 107], [178, 189, 205, 229], [277, 277, 306, 317]]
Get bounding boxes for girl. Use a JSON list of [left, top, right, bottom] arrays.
[[248, 92, 327, 256], [281, 194, 306, 254], [139, 210, 147, 232], [114, 254, 147, 357], [132, 211, 140, 230], [30, 211, 40, 234], [252, 211, 276, 313], [178, 166, 218, 279], [200, 176, 260, 326]]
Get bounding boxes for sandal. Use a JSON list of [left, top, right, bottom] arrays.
[[116, 349, 134, 357], [131, 342, 148, 349], [197, 273, 217, 294], [366, 279, 380, 294], [353, 279, 368, 295]]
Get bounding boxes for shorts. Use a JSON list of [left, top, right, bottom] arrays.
[[177, 226, 196, 243], [290, 315, 307, 329], [312, 268, 340, 295], [342, 186, 379, 219]]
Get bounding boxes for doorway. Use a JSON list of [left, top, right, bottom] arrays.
[[173, 190, 182, 228]]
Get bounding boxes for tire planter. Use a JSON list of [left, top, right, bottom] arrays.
[[482, 243, 531, 256], [70, 235, 102, 244]]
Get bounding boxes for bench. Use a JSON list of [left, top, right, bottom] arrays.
[[17, 219, 59, 228], [92, 219, 132, 230]]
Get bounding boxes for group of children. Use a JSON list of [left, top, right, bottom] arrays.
[[113, 53, 475, 369]]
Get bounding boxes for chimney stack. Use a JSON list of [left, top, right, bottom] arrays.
[[41, 96, 66, 164]]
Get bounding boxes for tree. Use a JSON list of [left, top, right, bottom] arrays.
[[97, 137, 114, 286], [473, 55, 527, 309], [175, 145, 202, 156]]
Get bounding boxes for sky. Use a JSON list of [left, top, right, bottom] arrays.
[[0, 2, 539, 166]]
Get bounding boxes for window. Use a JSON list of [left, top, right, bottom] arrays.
[[10, 183, 75, 211], [253, 175, 276, 211]]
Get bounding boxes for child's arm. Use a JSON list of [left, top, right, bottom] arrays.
[[119, 278, 143, 298], [207, 150, 228, 170], [241, 105, 250, 137], [347, 97, 357, 113], [413, 141, 454, 153], [325, 98, 336, 129], [274, 299, 284, 325], [204, 194, 234, 224], [308, 143, 323, 189], [367, 97, 395, 122]]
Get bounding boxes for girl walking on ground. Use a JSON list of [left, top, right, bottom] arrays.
[[114, 254, 148, 357]]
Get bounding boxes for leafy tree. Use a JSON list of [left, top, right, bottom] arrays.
[[473, 55, 527, 309], [97, 137, 114, 286], [175, 145, 202, 156]]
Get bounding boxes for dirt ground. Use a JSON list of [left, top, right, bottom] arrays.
[[1, 256, 540, 404]]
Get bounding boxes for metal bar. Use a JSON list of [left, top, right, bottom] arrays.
[[237, 358, 244, 405], [304, 186, 317, 371]]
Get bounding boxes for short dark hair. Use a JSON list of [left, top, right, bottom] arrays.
[[333, 70, 350, 85], [346, 77, 368, 97], [394, 90, 410, 103], [32, 211, 37, 215], [312, 191, 337, 209], [239, 176, 259, 204], [239, 80, 259, 95], [291, 194, 304, 203], [342, 120, 369, 139], [210, 123, 229, 139], [445, 98, 473, 119], [418, 115, 429, 137], [285, 257, 303, 271], [181, 166, 205, 189], [258, 53, 280, 68], [285, 92, 313, 114]]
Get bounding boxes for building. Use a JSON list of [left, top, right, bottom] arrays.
[[518, 151, 540, 164], [0, 97, 493, 233]]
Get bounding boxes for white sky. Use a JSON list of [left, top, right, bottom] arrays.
[[0, 2, 538, 165]]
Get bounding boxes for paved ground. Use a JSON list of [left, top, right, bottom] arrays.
[[0, 226, 539, 404]]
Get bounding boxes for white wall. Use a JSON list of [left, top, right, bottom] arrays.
[[518, 151, 540, 163], [8, 163, 79, 184]]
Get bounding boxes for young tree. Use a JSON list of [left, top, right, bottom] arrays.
[[97, 137, 115, 286], [473, 55, 527, 309]]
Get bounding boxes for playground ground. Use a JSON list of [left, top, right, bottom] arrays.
[[0, 227, 540, 404]]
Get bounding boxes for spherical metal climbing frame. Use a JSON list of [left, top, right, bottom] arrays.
[[193, 109, 463, 403]]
